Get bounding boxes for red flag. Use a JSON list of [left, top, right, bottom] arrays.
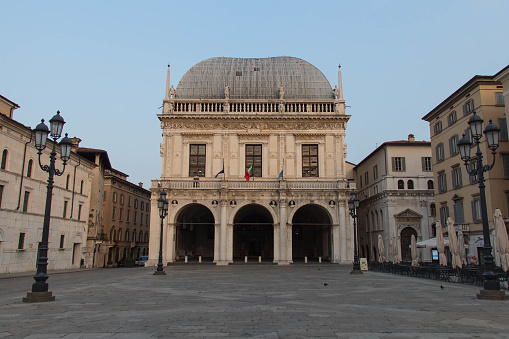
[[245, 164, 254, 181]]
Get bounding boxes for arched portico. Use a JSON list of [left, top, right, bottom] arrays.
[[174, 203, 215, 262], [291, 204, 333, 262], [232, 203, 274, 261]]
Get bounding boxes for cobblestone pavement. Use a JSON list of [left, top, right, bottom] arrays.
[[0, 264, 508, 338]]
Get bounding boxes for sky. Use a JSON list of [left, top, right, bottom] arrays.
[[1, 0, 508, 188]]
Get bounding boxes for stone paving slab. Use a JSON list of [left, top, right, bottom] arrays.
[[0, 265, 508, 338]]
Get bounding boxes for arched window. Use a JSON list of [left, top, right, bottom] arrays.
[[407, 180, 414, 189], [375, 211, 379, 230], [427, 180, 434, 190], [27, 159, 33, 178], [380, 210, 383, 229], [139, 230, 143, 242], [110, 227, 115, 241], [144, 232, 148, 242], [66, 174, 70, 190], [430, 203, 436, 217], [80, 180, 84, 194], [118, 229, 122, 241], [398, 180, 404, 189], [133, 229, 137, 242], [125, 230, 130, 242], [1, 149, 8, 170]]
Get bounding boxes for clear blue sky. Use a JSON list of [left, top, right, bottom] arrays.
[[1, 0, 508, 187]]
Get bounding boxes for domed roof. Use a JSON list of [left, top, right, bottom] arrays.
[[175, 57, 334, 100]]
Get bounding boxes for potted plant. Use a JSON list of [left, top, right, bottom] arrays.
[[106, 260, 113, 268]]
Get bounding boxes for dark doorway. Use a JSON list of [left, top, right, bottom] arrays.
[[291, 204, 332, 261], [400, 227, 417, 262], [175, 204, 215, 261], [233, 204, 274, 261]]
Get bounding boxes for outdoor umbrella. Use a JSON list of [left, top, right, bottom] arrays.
[[447, 217, 462, 269], [494, 208, 509, 272], [457, 230, 467, 266], [378, 234, 386, 263], [436, 220, 447, 266], [392, 235, 400, 264], [411, 234, 418, 266]]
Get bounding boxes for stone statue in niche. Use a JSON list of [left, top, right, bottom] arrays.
[[278, 85, 284, 100], [169, 85, 175, 98]]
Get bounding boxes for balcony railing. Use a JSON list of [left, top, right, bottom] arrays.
[[153, 179, 353, 191]]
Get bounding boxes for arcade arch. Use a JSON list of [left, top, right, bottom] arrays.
[[291, 204, 332, 262], [233, 204, 274, 261], [174, 203, 215, 261]]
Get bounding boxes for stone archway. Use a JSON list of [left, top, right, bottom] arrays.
[[291, 204, 332, 262], [233, 204, 274, 261], [175, 203, 215, 261]]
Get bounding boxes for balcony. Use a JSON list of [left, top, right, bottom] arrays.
[[153, 179, 353, 191], [454, 224, 469, 232]]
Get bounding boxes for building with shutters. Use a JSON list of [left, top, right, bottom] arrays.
[[149, 57, 356, 266], [422, 70, 508, 262], [353, 135, 435, 263]]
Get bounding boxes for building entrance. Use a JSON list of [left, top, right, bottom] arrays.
[[175, 204, 215, 261], [292, 204, 332, 262], [233, 204, 274, 261], [400, 227, 417, 262]]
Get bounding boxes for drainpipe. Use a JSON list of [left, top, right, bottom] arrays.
[[69, 158, 81, 219], [17, 132, 33, 210]]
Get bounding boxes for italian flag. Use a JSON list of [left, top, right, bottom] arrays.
[[244, 164, 254, 181]]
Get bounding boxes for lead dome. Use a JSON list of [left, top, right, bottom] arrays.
[[175, 56, 334, 100]]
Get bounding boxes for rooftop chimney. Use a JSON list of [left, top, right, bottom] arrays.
[[408, 134, 415, 142], [138, 182, 143, 188]]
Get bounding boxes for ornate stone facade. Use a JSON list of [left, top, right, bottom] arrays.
[[149, 57, 355, 266], [354, 136, 435, 263]]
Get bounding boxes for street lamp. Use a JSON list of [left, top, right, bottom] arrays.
[[457, 111, 506, 299], [348, 190, 362, 274], [154, 190, 169, 275], [23, 111, 72, 303]]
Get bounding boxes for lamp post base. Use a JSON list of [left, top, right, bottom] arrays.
[[22, 291, 55, 303], [476, 290, 509, 300], [350, 269, 363, 275], [153, 271, 166, 275]]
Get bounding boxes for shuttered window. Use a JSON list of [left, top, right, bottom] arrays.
[[391, 157, 406, 172]]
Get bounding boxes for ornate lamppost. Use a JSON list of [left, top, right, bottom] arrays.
[[154, 190, 168, 275], [348, 190, 362, 274], [23, 111, 72, 303], [457, 111, 507, 300]]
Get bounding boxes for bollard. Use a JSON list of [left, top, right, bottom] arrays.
[[259, 256, 261, 263], [245, 256, 248, 263], [185, 255, 188, 263], [319, 256, 322, 263], [199, 256, 202, 263], [304, 256, 308, 264]]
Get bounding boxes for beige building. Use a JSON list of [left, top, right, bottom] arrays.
[[75, 146, 151, 267], [149, 57, 355, 266], [74, 146, 111, 267], [0, 98, 95, 273], [493, 65, 509, 138], [354, 135, 435, 262], [102, 169, 151, 264], [422, 71, 508, 262]]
